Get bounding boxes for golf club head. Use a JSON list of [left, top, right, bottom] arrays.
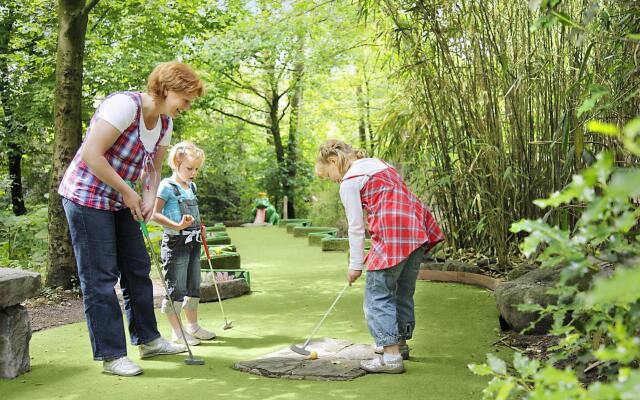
[[290, 345, 310, 356], [223, 320, 233, 330], [184, 358, 205, 365]]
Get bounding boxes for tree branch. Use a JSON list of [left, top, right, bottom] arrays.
[[220, 95, 267, 114], [83, 0, 101, 16], [211, 107, 271, 129]]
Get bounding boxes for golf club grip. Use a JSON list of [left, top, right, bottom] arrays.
[[201, 225, 211, 258]]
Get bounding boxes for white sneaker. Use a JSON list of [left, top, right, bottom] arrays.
[[139, 337, 187, 359], [373, 344, 410, 360], [103, 356, 143, 376], [172, 331, 201, 346], [187, 325, 216, 340], [360, 355, 405, 374]]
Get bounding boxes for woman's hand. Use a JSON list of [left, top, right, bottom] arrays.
[[123, 189, 143, 221], [347, 269, 362, 286], [176, 215, 195, 230]]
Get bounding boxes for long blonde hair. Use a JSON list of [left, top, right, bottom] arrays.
[[167, 141, 205, 171], [315, 139, 367, 178]]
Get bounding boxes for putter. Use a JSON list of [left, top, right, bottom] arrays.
[[200, 224, 233, 330], [290, 282, 350, 356], [138, 220, 205, 366]]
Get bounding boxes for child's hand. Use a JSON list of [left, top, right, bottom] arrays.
[[347, 269, 362, 286], [177, 214, 195, 230]]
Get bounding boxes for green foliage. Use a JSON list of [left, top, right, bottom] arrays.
[[308, 180, 348, 234], [0, 205, 48, 271]]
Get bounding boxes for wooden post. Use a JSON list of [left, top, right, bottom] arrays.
[[283, 196, 288, 220]]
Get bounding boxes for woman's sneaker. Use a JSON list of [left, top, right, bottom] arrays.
[[103, 356, 143, 376], [373, 344, 410, 360], [360, 355, 405, 374], [139, 337, 187, 359], [172, 331, 201, 346], [186, 325, 216, 340]]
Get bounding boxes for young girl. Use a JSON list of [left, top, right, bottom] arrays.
[[152, 141, 215, 346], [59, 61, 203, 377], [315, 139, 444, 374]]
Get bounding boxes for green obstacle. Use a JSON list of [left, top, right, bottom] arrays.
[[321, 237, 372, 251], [205, 231, 231, 245], [200, 247, 241, 269], [292, 226, 339, 238], [277, 218, 312, 227], [308, 230, 338, 246]]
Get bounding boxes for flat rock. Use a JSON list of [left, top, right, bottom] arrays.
[[200, 278, 249, 302], [233, 337, 375, 381], [0, 268, 41, 308]]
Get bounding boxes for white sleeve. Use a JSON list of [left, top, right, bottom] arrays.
[[159, 118, 173, 146], [340, 179, 366, 270], [96, 94, 137, 133]]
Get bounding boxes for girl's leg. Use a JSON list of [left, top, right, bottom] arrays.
[[183, 240, 215, 340], [363, 267, 402, 350], [159, 234, 190, 339], [62, 199, 127, 361], [395, 246, 425, 345], [115, 209, 161, 345]]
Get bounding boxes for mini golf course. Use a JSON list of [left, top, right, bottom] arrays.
[[0, 227, 499, 399]]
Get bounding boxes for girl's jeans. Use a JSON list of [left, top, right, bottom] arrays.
[[62, 198, 160, 361], [363, 245, 425, 347], [160, 233, 201, 302]]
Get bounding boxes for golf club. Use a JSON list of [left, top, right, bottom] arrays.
[[138, 219, 205, 366], [290, 282, 350, 356], [200, 224, 233, 330]]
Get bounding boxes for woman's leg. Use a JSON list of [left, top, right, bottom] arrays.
[[115, 209, 161, 345], [62, 199, 127, 361]]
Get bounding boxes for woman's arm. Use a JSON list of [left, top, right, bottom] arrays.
[[80, 118, 143, 220], [141, 145, 168, 221]]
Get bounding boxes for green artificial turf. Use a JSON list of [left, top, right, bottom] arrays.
[[1, 227, 499, 400]]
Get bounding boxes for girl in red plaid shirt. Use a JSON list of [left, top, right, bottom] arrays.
[[316, 139, 444, 374]]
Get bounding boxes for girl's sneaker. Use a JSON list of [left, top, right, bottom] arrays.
[[139, 337, 187, 359], [373, 344, 410, 360], [187, 325, 216, 340], [360, 355, 404, 374], [172, 331, 201, 346]]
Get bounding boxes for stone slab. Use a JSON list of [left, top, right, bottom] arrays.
[[233, 337, 375, 381], [0, 305, 31, 379], [200, 278, 249, 302], [0, 268, 41, 308]]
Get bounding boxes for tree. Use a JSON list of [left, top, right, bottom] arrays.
[[46, 0, 99, 288]]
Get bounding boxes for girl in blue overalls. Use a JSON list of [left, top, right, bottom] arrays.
[[152, 141, 215, 345]]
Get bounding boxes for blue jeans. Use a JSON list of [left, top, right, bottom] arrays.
[[160, 233, 201, 301], [363, 246, 425, 347], [62, 198, 160, 361]]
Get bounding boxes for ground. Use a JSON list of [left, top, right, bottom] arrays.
[[4, 227, 499, 400]]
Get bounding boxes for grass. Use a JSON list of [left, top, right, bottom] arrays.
[[1, 227, 499, 400]]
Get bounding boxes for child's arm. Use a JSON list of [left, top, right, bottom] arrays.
[[151, 198, 194, 231], [340, 181, 366, 284]]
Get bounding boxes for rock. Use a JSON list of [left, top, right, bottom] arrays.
[[443, 260, 480, 274], [0, 268, 41, 309], [233, 337, 373, 381], [506, 263, 537, 281], [199, 278, 249, 302], [495, 265, 591, 334], [0, 305, 31, 379]]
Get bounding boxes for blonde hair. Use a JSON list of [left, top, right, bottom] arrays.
[[168, 141, 205, 171], [147, 61, 204, 100], [315, 139, 367, 178]]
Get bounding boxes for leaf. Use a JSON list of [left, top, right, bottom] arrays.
[[487, 353, 507, 375], [468, 363, 493, 376], [584, 267, 640, 307], [587, 120, 619, 136]]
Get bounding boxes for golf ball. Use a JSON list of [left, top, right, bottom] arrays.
[[309, 351, 318, 360]]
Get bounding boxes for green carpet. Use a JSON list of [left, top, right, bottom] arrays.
[[1, 227, 499, 400]]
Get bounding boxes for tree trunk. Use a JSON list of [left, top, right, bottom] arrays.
[[356, 85, 367, 150], [285, 41, 305, 219], [0, 7, 26, 216], [46, 0, 98, 288]]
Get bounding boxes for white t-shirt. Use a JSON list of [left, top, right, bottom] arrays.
[[339, 158, 389, 270], [97, 93, 173, 152]]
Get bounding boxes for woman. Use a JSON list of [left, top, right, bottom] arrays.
[[58, 61, 204, 376]]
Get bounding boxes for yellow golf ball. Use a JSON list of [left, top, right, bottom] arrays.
[[309, 351, 318, 360]]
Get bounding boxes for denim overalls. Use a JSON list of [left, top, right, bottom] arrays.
[[160, 182, 202, 305]]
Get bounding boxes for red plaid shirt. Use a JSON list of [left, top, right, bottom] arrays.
[[345, 165, 444, 271], [58, 92, 170, 211]]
